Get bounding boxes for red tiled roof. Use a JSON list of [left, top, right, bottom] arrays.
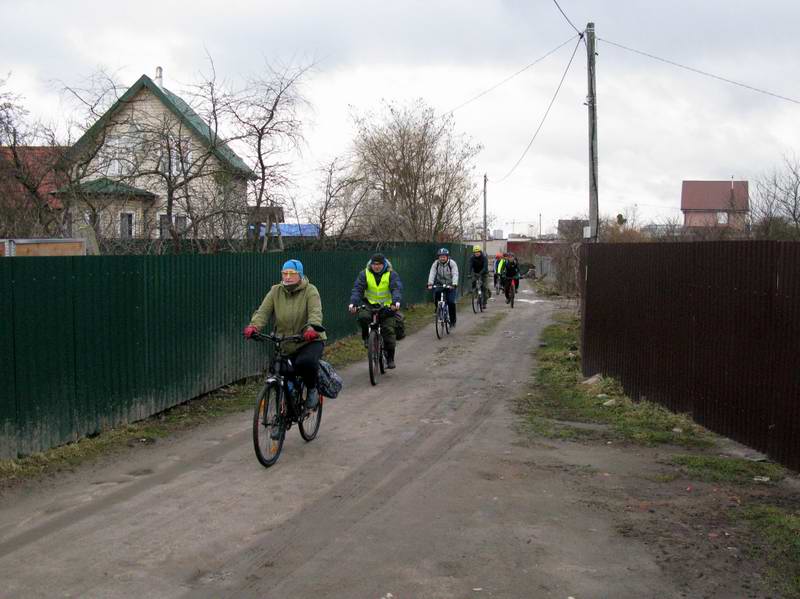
[[0, 146, 69, 209], [681, 180, 749, 212]]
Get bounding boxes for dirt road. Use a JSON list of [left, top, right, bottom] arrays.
[[1, 288, 687, 599]]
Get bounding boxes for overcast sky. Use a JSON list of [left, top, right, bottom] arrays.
[[3, 0, 799, 235]]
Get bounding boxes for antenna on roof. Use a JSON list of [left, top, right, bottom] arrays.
[[155, 66, 163, 89]]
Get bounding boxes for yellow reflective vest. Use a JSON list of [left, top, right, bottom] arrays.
[[497, 259, 506, 275], [365, 268, 392, 306]]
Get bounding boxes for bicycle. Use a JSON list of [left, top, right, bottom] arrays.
[[431, 285, 453, 339], [471, 276, 487, 313], [249, 332, 323, 468], [502, 277, 516, 309], [359, 304, 390, 386]]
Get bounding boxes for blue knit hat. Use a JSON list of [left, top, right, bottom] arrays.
[[281, 259, 304, 276]]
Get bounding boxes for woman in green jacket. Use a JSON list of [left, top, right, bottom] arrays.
[[243, 259, 327, 409]]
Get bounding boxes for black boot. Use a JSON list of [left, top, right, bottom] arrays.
[[385, 348, 396, 369]]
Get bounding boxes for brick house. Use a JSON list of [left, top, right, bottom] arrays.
[[681, 180, 749, 230]]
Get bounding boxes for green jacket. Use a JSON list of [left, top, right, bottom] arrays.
[[249, 277, 326, 355]]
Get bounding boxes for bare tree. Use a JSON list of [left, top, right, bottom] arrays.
[[348, 99, 481, 243], [0, 76, 70, 238], [228, 62, 310, 251], [751, 154, 800, 240], [305, 156, 369, 248]]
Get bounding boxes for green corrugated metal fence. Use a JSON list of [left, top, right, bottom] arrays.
[[0, 243, 470, 458]]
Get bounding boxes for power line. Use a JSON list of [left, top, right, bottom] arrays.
[[494, 36, 583, 184], [444, 34, 579, 116], [552, 0, 582, 36], [599, 37, 800, 106]]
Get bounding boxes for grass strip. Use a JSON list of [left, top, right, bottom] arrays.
[[517, 312, 714, 447], [740, 504, 800, 598], [670, 454, 786, 484]]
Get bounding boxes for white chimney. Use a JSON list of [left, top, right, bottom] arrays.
[[155, 66, 163, 88]]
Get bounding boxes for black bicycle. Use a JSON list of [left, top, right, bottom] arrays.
[[471, 276, 487, 313], [249, 332, 323, 468], [431, 285, 452, 339], [502, 277, 516, 309], [360, 304, 391, 386]]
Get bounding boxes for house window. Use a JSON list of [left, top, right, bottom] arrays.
[[717, 211, 729, 225], [159, 214, 171, 238], [175, 215, 188, 234], [161, 137, 192, 177], [119, 212, 134, 238], [159, 213, 188, 237]]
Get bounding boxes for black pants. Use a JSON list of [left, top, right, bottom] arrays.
[[289, 340, 324, 390]]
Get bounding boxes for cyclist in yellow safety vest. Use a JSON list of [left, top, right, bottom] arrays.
[[348, 254, 404, 369]]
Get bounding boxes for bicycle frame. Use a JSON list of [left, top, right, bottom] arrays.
[[254, 332, 307, 424]]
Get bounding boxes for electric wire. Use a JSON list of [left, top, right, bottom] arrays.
[[599, 37, 800, 106], [444, 34, 579, 116], [494, 36, 583, 184], [552, 0, 582, 36]]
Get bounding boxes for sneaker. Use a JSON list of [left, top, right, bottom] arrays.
[[450, 321, 457, 329], [306, 388, 319, 410], [386, 358, 396, 369]]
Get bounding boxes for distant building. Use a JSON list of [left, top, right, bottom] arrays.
[[681, 180, 749, 230], [492, 229, 504, 240]]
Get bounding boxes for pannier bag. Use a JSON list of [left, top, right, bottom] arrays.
[[317, 359, 343, 398], [394, 312, 406, 340]]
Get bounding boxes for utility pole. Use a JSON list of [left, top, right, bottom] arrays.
[[586, 22, 599, 241], [539, 212, 542, 238], [483, 173, 488, 251]]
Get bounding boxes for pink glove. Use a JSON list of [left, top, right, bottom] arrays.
[[303, 329, 320, 342], [243, 325, 259, 338]]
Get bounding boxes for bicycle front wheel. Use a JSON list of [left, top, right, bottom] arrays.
[[435, 307, 443, 339], [509, 284, 516, 308], [471, 289, 478, 313], [479, 289, 485, 312], [253, 384, 284, 468], [299, 389, 323, 442], [368, 329, 380, 385]]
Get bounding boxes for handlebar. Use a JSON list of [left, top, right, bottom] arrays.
[[430, 285, 453, 290], [250, 332, 304, 344]]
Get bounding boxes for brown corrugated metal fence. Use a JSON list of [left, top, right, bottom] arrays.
[[581, 241, 800, 470]]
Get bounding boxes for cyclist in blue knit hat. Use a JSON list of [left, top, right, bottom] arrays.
[[244, 259, 327, 409]]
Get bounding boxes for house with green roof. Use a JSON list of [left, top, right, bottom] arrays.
[[63, 68, 254, 240]]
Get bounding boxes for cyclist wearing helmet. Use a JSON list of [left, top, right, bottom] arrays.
[[469, 245, 491, 302], [493, 252, 504, 289], [498, 252, 521, 303], [427, 247, 459, 328]]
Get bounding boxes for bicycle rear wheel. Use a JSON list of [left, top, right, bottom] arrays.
[[368, 329, 380, 385], [299, 388, 323, 442], [253, 384, 284, 468]]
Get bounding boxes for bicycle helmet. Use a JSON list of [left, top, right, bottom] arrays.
[[437, 248, 450, 256], [472, 245, 482, 253]]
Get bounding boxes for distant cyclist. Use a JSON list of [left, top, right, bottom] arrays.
[[493, 252, 503, 290], [469, 245, 491, 302], [427, 248, 459, 328], [498, 252, 521, 303]]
